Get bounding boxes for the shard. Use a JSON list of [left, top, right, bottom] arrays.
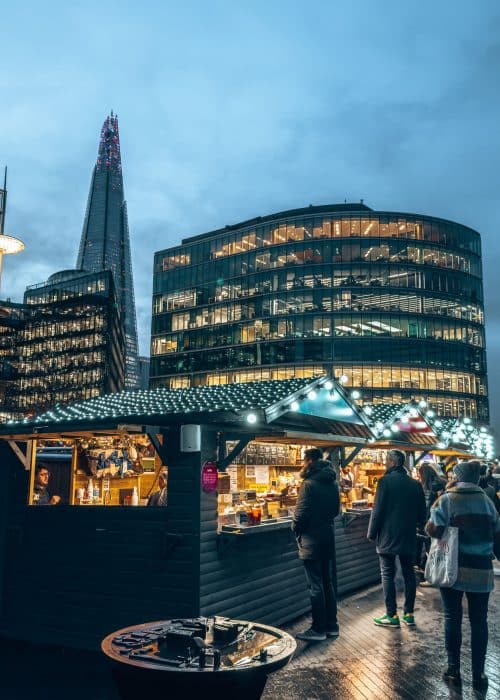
[[77, 112, 139, 389]]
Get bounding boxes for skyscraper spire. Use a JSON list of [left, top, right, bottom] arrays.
[[77, 113, 140, 389]]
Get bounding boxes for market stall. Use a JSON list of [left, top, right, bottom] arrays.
[[0, 376, 380, 650]]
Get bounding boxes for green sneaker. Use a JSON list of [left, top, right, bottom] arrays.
[[402, 613, 415, 626], [373, 613, 400, 628]]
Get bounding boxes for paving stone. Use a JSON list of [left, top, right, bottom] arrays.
[[263, 581, 499, 699]]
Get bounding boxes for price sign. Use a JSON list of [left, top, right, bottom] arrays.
[[201, 461, 219, 493]]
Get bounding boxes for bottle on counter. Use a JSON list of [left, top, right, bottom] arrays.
[[87, 478, 94, 501], [131, 486, 139, 506]]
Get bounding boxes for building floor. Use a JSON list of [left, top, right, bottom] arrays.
[[1, 579, 498, 700]]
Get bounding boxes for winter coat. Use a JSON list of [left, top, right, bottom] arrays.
[[367, 465, 426, 556], [292, 459, 340, 560], [426, 485, 500, 592]]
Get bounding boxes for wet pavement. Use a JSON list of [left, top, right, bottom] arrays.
[[0, 580, 498, 699]]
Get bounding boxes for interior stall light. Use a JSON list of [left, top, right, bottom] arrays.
[[376, 421, 384, 431], [324, 380, 334, 390], [480, 426, 487, 433], [426, 410, 435, 418], [400, 414, 410, 424], [409, 408, 419, 417], [246, 413, 258, 424], [390, 424, 399, 433], [307, 390, 317, 400], [290, 401, 300, 412], [350, 390, 361, 400], [434, 419, 442, 428], [437, 442, 446, 450], [339, 374, 349, 384], [418, 400, 427, 408], [363, 406, 373, 416], [463, 417, 471, 424], [383, 428, 391, 438]]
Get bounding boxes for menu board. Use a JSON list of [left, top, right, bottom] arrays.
[[226, 467, 238, 491]]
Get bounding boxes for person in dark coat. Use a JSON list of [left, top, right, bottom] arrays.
[[292, 447, 340, 642], [368, 449, 426, 628], [32, 465, 61, 505]]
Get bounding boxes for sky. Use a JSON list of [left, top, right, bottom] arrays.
[[2, 1, 500, 431]]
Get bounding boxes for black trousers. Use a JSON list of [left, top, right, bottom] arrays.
[[440, 587, 490, 676], [303, 558, 337, 634], [378, 553, 416, 616]]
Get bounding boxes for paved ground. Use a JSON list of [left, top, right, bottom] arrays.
[[0, 579, 498, 699], [264, 581, 499, 700]]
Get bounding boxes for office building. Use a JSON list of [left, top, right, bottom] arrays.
[[151, 203, 487, 420], [77, 112, 140, 389], [1, 269, 125, 416]]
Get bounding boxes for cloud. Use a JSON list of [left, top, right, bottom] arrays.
[[2, 0, 500, 433]]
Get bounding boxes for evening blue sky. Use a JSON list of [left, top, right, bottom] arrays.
[[2, 1, 500, 430]]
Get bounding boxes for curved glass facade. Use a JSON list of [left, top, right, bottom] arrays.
[[150, 204, 488, 421]]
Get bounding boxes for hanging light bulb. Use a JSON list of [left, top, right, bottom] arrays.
[[350, 390, 361, 400]]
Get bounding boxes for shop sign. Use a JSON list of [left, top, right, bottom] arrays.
[[201, 460, 219, 492]]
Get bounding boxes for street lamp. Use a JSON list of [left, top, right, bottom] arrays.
[[0, 233, 24, 291]]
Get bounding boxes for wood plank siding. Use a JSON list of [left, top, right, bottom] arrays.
[[0, 437, 201, 650]]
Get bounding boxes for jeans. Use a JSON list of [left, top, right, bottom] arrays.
[[303, 558, 337, 634], [378, 553, 416, 616], [440, 587, 490, 675]]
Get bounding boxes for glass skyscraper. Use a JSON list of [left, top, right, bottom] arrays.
[[150, 203, 488, 421], [77, 113, 139, 389]]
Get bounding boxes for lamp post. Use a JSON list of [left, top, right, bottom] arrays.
[[0, 234, 24, 292], [0, 167, 24, 292]]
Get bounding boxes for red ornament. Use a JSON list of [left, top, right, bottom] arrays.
[[201, 461, 218, 493]]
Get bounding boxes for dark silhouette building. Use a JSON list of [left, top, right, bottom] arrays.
[[77, 113, 139, 389], [0, 270, 124, 418], [151, 203, 488, 421]]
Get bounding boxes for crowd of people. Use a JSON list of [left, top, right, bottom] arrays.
[[292, 448, 500, 693]]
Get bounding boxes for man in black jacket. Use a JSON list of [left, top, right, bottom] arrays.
[[292, 447, 340, 641], [368, 449, 426, 628]]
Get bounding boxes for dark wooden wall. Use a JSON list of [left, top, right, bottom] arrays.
[[199, 429, 380, 625], [0, 428, 201, 650], [336, 513, 380, 594], [0, 428, 379, 650]]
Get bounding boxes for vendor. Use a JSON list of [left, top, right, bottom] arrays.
[[33, 465, 61, 505], [340, 466, 355, 494], [147, 468, 168, 507]]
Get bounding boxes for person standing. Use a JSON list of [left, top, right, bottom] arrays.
[[32, 465, 61, 505], [368, 449, 426, 628], [147, 467, 168, 507], [416, 463, 446, 576], [426, 460, 500, 691], [293, 447, 340, 642]]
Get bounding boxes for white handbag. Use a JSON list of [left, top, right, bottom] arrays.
[[424, 526, 459, 587]]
